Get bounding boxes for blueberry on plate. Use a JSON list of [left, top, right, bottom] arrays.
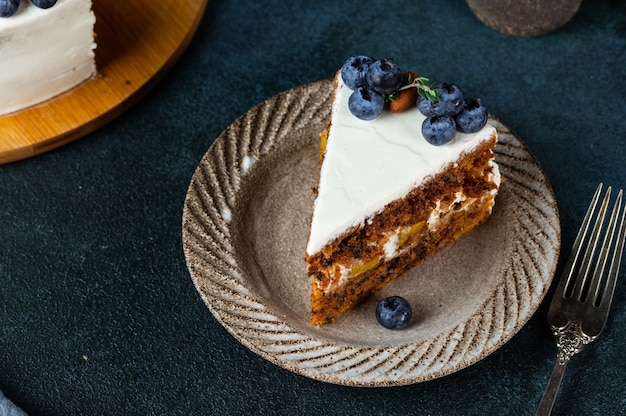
[[376, 296, 412, 330], [365, 58, 403, 94], [454, 98, 488, 133], [341, 55, 375, 90], [348, 87, 384, 120], [422, 115, 456, 146], [0, 0, 20, 17]]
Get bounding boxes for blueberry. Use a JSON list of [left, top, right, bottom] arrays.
[[418, 98, 433, 117], [348, 87, 384, 120], [418, 98, 446, 117], [454, 98, 488, 133], [365, 58, 403, 94], [341, 55, 375, 90], [0, 0, 19, 17], [436, 83, 465, 116], [376, 296, 412, 330], [422, 115, 456, 146], [31, 0, 57, 8]]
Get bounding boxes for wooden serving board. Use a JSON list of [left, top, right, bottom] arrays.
[[0, 0, 208, 164]]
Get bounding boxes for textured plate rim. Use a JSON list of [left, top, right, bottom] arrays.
[[182, 80, 561, 387]]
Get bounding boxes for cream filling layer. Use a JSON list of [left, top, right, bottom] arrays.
[[307, 77, 498, 255]]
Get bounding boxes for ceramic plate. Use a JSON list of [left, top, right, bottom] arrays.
[[182, 80, 561, 386]]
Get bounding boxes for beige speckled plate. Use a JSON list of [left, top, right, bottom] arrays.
[[182, 80, 561, 386]]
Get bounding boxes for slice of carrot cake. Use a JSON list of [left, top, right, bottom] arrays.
[[305, 56, 500, 325]]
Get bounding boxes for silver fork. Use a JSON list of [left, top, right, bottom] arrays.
[[535, 183, 626, 416]]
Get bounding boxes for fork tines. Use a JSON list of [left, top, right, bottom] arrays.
[[550, 183, 626, 338]]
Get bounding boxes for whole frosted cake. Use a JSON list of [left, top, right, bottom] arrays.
[[306, 56, 500, 325], [0, 0, 96, 116]]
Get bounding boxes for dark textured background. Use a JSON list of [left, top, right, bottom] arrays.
[[2, 0, 626, 414]]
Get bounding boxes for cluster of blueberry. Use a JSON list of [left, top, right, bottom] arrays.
[[0, 0, 57, 18], [340, 55, 488, 146], [419, 84, 488, 145], [341, 56, 403, 121]]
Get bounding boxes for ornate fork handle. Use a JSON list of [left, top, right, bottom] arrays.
[[554, 320, 595, 364], [535, 320, 596, 416]]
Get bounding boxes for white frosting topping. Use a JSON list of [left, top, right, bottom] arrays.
[[306, 77, 497, 255], [0, 0, 96, 116]]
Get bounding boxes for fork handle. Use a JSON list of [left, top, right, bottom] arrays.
[[535, 358, 569, 416]]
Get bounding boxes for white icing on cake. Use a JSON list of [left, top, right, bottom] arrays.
[[306, 77, 498, 256], [0, 0, 96, 116]]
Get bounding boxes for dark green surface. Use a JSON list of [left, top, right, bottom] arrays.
[[2, 0, 626, 414]]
